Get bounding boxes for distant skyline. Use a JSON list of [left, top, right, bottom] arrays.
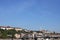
[[0, 0, 60, 32]]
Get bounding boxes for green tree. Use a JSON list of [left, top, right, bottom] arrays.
[[1, 31, 7, 38], [7, 29, 17, 38]]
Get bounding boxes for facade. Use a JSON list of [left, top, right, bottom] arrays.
[[14, 34, 20, 38], [0, 26, 23, 31], [0, 26, 14, 30], [6, 27, 14, 30], [0, 26, 6, 30], [15, 28, 23, 31]]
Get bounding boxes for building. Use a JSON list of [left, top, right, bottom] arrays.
[[15, 28, 23, 31]]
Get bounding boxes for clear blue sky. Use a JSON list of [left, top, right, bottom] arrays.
[[0, 0, 60, 32]]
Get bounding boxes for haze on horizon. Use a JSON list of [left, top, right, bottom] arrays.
[[0, 0, 60, 32]]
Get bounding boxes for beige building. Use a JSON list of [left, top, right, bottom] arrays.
[[6, 27, 14, 30], [15, 28, 23, 31], [14, 34, 20, 38]]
